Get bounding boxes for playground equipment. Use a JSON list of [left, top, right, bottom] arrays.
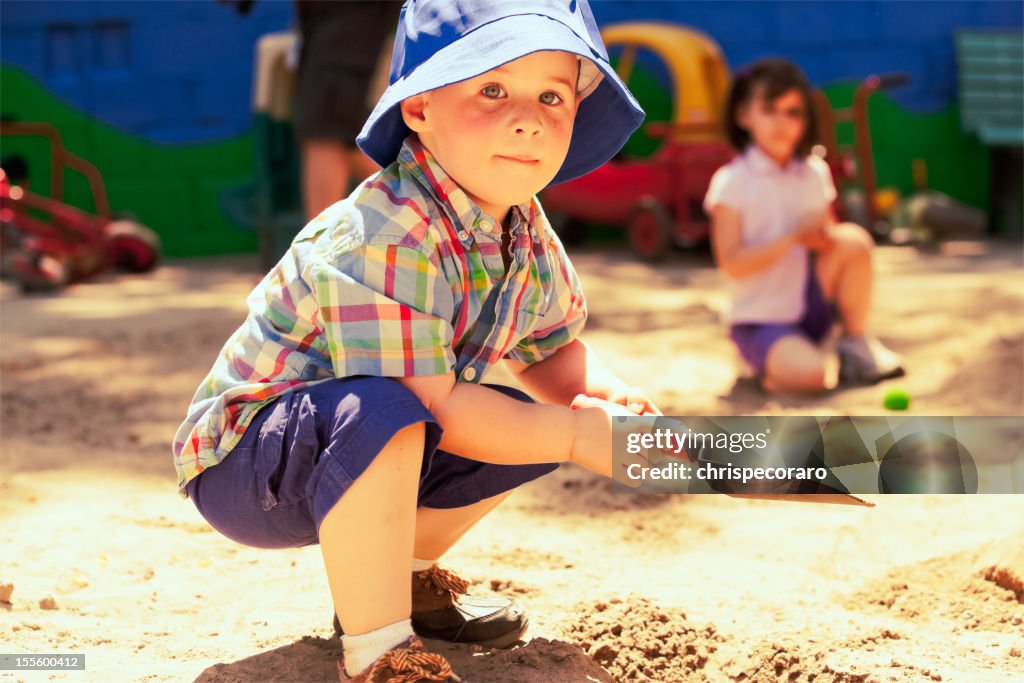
[[812, 72, 910, 236], [0, 121, 160, 291], [541, 22, 734, 260], [542, 22, 921, 258]]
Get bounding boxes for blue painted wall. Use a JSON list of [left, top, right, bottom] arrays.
[[2, 0, 1021, 144], [2, 0, 294, 142], [593, 0, 1022, 113]]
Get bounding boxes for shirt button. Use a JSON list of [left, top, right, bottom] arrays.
[[458, 230, 470, 241], [462, 366, 477, 381], [480, 220, 495, 233]]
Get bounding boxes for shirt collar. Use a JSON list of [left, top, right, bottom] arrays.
[[744, 144, 804, 176], [397, 134, 541, 244]]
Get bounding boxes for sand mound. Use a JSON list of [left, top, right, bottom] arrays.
[[845, 532, 1024, 635], [440, 637, 614, 682], [565, 596, 724, 682], [194, 636, 343, 683], [721, 638, 820, 682], [723, 638, 861, 683], [721, 635, 949, 683], [975, 539, 1024, 604], [193, 635, 611, 682]]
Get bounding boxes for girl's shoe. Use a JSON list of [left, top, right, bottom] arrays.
[[337, 635, 460, 682], [838, 335, 906, 385], [333, 564, 528, 649]]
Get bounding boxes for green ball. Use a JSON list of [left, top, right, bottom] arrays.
[[883, 388, 911, 411]]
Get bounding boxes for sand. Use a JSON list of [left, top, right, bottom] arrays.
[[2, 239, 1023, 682]]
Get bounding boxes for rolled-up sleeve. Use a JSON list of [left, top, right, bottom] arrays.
[[304, 240, 457, 378], [703, 164, 743, 214], [504, 234, 588, 365], [808, 155, 838, 204]]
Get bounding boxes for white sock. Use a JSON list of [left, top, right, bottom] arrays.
[[342, 618, 414, 676], [411, 557, 436, 572]]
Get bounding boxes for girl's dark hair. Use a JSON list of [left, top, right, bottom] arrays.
[[725, 57, 819, 158]]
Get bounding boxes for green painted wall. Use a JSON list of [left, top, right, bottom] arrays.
[[1, 65, 258, 258], [1, 60, 993, 260], [824, 84, 991, 210]]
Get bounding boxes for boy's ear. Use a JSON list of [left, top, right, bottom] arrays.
[[400, 94, 429, 133]]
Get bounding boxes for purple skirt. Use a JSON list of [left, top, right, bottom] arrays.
[[730, 254, 836, 375]]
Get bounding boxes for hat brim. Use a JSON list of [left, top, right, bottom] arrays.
[[356, 13, 645, 186]]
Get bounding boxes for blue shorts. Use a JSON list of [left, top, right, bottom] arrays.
[[184, 376, 559, 549], [729, 256, 836, 375]]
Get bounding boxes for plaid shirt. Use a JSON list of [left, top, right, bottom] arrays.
[[172, 135, 588, 497]]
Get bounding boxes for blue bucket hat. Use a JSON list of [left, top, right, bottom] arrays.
[[356, 0, 646, 186]]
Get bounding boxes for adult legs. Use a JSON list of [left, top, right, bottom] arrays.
[[301, 142, 381, 221]]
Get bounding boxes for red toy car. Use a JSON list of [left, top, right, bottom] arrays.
[[540, 22, 735, 261], [0, 121, 161, 292]]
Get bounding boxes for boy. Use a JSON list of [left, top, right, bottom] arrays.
[[173, 2, 657, 680]]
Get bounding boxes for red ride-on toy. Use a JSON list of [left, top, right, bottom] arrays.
[[0, 121, 160, 292], [540, 23, 735, 261], [542, 123, 733, 260]]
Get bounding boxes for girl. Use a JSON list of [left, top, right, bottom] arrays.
[[704, 57, 905, 393]]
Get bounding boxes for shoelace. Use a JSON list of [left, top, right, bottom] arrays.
[[416, 564, 469, 599], [366, 637, 460, 683]]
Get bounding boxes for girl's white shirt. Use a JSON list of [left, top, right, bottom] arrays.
[[704, 144, 837, 324]]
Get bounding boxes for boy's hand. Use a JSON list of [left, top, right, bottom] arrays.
[[600, 386, 664, 416], [568, 395, 654, 484]]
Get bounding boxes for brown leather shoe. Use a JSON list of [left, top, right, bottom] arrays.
[[333, 565, 529, 649], [337, 635, 460, 682]]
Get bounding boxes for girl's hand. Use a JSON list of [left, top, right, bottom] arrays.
[[794, 210, 833, 252], [601, 386, 664, 416], [802, 225, 833, 252]]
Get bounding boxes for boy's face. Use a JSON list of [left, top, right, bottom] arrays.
[[401, 51, 581, 223]]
